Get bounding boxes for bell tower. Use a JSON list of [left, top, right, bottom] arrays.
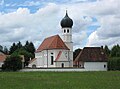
[[60, 10, 73, 67]]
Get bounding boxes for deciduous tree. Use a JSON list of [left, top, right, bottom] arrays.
[[2, 55, 22, 71]]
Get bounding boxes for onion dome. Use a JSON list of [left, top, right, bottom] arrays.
[[60, 10, 73, 28]]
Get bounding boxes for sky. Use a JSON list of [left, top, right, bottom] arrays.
[[0, 0, 120, 50]]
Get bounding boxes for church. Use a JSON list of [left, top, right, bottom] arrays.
[[28, 11, 73, 68]]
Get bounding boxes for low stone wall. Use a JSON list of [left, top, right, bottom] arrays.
[[20, 68, 107, 72]]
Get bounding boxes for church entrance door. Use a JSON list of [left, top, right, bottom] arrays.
[[61, 63, 64, 68]]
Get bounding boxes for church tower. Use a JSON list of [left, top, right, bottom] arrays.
[[60, 10, 73, 67]]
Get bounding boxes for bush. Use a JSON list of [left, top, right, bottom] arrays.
[[108, 57, 120, 70], [2, 55, 22, 71]]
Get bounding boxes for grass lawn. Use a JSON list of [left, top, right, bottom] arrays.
[[0, 71, 120, 89]]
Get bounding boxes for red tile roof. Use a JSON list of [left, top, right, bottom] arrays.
[[36, 35, 69, 52], [0, 54, 7, 62], [74, 47, 107, 62]]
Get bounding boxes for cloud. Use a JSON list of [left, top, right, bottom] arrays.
[[0, 3, 60, 48], [18, 1, 41, 7], [86, 0, 120, 48], [0, 0, 120, 50], [73, 31, 87, 47]]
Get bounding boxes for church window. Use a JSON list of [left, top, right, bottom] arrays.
[[67, 29, 69, 33], [104, 65, 106, 68], [64, 29, 66, 33], [51, 53, 53, 55], [65, 52, 67, 58], [51, 56, 54, 65]]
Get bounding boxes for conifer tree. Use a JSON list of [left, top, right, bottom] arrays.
[[104, 45, 110, 57], [0, 45, 3, 51], [9, 43, 18, 54], [17, 41, 22, 49], [3, 46, 9, 54]]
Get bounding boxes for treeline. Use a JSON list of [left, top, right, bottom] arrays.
[[104, 44, 120, 70], [0, 45, 9, 55], [0, 41, 35, 66]]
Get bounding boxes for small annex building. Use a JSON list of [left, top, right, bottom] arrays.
[[28, 11, 73, 68], [0, 51, 7, 67], [74, 47, 108, 71], [0, 50, 25, 68]]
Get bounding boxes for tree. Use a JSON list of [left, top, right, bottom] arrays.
[[28, 42, 35, 54], [9, 41, 35, 66], [24, 41, 35, 57], [110, 44, 120, 57], [2, 55, 22, 71], [73, 48, 81, 61], [3, 46, 9, 54], [104, 45, 110, 57], [9, 43, 18, 54], [108, 57, 120, 70], [17, 41, 22, 49], [0, 45, 3, 51], [12, 48, 34, 66], [24, 41, 29, 50]]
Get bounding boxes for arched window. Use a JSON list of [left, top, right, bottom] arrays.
[[104, 65, 106, 68], [67, 29, 69, 33], [64, 29, 66, 33], [51, 56, 54, 65]]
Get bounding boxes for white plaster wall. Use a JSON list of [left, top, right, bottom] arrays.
[[46, 49, 70, 67], [34, 49, 71, 68], [62, 28, 72, 42], [84, 62, 107, 71], [0, 62, 3, 67], [57, 50, 69, 61], [69, 51, 73, 67], [55, 62, 70, 67]]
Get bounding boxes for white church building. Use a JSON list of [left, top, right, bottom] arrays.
[[28, 11, 73, 68]]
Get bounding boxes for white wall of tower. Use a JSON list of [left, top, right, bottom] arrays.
[[61, 27, 73, 67], [62, 28, 72, 42]]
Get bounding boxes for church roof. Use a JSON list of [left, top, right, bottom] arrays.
[[74, 47, 108, 62], [36, 35, 69, 52]]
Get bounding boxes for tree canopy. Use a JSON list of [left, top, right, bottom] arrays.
[[103, 44, 120, 70], [4, 41, 36, 67]]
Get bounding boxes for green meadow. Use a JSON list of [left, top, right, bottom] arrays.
[[0, 71, 120, 89]]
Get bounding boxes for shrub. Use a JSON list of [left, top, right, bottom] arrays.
[[2, 55, 22, 71], [108, 57, 120, 70]]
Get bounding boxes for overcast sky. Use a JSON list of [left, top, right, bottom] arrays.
[[0, 0, 120, 50]]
